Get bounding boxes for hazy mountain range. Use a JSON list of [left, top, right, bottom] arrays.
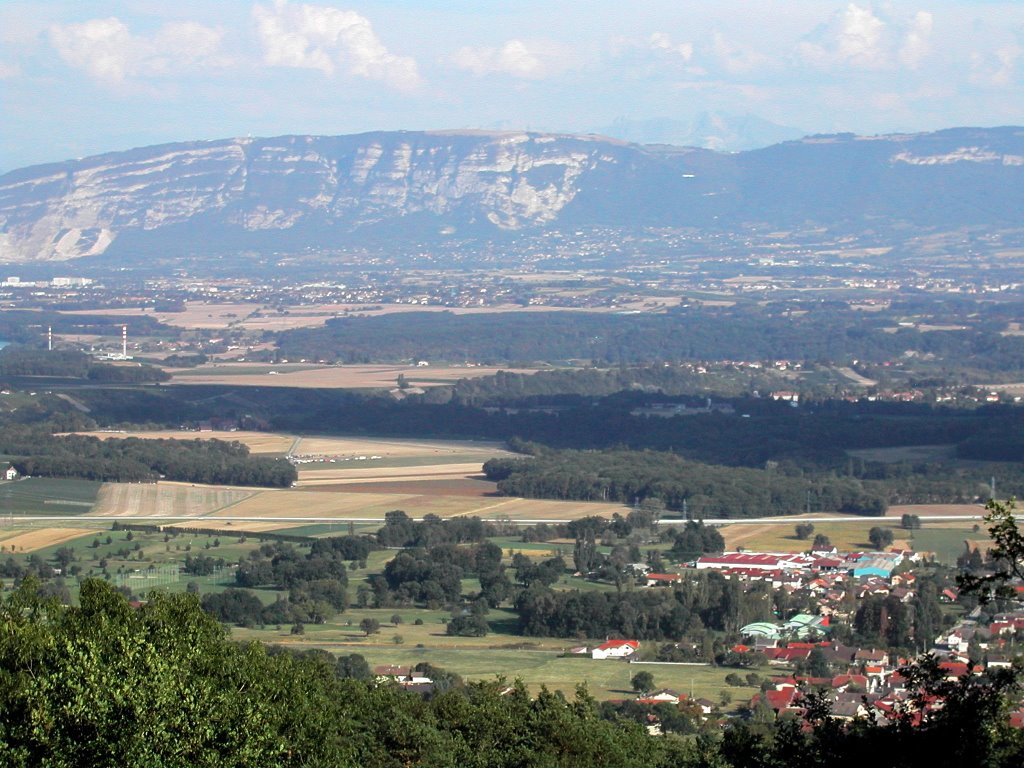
[[595, 112, 805, 151], [1, 126, 1022, 263]]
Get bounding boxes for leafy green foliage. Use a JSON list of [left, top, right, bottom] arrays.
[[868, 526, 895, 550], [0, 580, 670, 767], [958, 499, 1024, 601]]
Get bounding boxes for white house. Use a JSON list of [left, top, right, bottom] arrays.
[[591, 639, 639, 659]]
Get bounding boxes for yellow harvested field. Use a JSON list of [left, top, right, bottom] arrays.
[[719, 521, 888, 553], [92, 482, 259, 517], [0, 528, 94, 552], [292, 435, 507, 459], [62, 302, 263, 329], [212, 488, 626, 522], [297, 463, 486, 486], [169, 363, 538, 389], [213, 490, 420, 519], [73, 430, 295, 454]]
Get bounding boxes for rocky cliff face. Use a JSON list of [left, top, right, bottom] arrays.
[[0, 131, 646, 262], [2, 127, 1023, 263]]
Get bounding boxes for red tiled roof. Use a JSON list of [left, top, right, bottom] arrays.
[[596, 639, 640, 651]]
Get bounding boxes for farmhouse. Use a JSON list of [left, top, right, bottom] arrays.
[[2, 464, 17, 480], [645, 572, 683, 587], [591, 639, 639, 659]]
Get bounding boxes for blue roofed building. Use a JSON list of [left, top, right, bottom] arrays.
[[851, 552, 903, 579]]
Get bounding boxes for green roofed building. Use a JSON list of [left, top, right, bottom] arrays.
[[740, 622, 781, 639], [741, 614, 830, 641]]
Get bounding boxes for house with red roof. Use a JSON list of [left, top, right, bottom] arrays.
[[831, 674, 869, 692], [591, 639, 640, 659], [645, 573, 683, 587]]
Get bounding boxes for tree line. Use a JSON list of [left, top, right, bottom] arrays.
[[484, 448, 889, 517], [0, 429, 296, 488], [275, 305, 1024, 371]]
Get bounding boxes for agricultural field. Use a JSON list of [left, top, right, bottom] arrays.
[[0, 526, 95, 553], [66, 434, 625, 528], [61, 302, 264, 330], [296, 464, 494, 486], [92, 482, 259, 518], [167, 362, 538, 389], [209, 489, 626, 523], [232, 609, 750, 703], [718, 517, 894, 554], [291, 435, 509, 464], [0, 478, 102, 516], [716, 504, 987, 565], [906, 526, 985, 564]]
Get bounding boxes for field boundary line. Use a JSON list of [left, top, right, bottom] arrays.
[[451, 498, 520, 518], [205, 490, 263, 516]]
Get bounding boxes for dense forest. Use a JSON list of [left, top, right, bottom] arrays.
[[484, 448, 889, 517], [275, 306, 1024, 371], [1, 579, 1021, 767], [70, 381, 1024, 466], [484, 441, 1024, 512], [0, 429, 296, 487]]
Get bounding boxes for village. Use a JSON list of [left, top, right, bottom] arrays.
[[481, 545, 1024, 735]]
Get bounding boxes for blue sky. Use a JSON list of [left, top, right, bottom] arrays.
[[1, 0, 1023, 169]]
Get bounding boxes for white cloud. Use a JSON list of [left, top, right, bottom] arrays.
[[648, 32, 693, 63], [0, 61, 20, 79], [898, 11, 933, 69], [452, 39, 573, 80], [253, 0, 420, 90], [798, 4, 932, 70], [711, 32, 770, 74], [971, 44, 1021, 87], [49, 17, 227, 84], [836, 4, 885, 66]]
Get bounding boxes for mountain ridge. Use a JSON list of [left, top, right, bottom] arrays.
[[2, 126, 1023, 264]]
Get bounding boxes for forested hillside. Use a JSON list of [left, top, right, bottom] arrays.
[[0, 578, 1021, 767]]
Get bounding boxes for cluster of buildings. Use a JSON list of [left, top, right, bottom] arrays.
[[745, 610, 1024, 727], [689, 549, 909, 592]]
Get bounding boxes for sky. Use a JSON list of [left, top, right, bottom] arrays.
[[1, 0, 1023, 170]]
